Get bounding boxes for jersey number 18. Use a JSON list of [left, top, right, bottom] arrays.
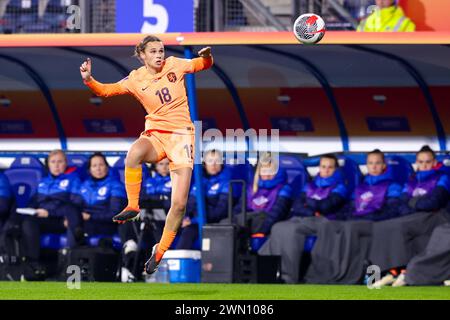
[[155, 87, 172, 104]]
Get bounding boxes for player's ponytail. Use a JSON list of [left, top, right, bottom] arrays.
[[134, 35, 163, 62]]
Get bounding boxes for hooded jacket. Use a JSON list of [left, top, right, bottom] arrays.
[[291, 169, 348, 219], [80, 174, 126, 222]]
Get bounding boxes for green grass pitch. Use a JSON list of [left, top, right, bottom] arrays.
[[0, 282, 449, 300]]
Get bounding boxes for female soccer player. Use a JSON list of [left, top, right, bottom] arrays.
[[79, 35, 213, 274]]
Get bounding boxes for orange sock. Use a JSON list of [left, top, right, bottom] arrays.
[[156, 227, 177, 262], [124, 166, 142, 210]]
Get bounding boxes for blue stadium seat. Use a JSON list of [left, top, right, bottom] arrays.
[[40, 233, 67, 250], [386, 155, 414, 185], [4, 156, 45, 208], [40, 234, 122, 250], [67, 154, 89, 181], [339, 156, 362, 195], [112, 156, 148, 184], [278, 154, 309, 196], [225, 160, 254, 198], [88, 234, 122, 251], [437, 155, 450, 176]]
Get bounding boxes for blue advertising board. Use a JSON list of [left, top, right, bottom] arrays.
[[271, 117, 315, 132], [83, 119, 125, 134], [116, 0, 194, 33], [0, 120, 33, 134], [366, 117, 411, 132]]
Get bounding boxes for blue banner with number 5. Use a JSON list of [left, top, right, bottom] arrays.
[[116, 0, 194, 33]]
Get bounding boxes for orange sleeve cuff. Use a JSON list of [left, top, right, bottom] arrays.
[[84, 77, 128, 97], [191, 56, 213, 73]]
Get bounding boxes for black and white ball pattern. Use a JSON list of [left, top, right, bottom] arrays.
[[293, 13, 326, 44]]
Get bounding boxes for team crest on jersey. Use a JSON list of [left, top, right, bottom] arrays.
[[59, 179, 69, 188], [252, 196, 269, 207], [211, 183, 220, 191], [167, 72, 177, 83], [98, 187, 108, 196], [311, 194, 323, 200], [412, 188, 428, 197]]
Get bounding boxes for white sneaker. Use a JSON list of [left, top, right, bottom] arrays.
[[372, 273, 396, 288], [444, 280, 450, 286], [392, 273, 407, 287], [121, 267, 136, 283]]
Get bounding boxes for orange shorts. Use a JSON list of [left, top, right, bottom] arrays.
[[140, 129, 195, 171]]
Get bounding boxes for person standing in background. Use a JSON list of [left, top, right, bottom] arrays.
[[357, 0, 416, 32]]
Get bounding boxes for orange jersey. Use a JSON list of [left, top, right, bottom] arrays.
[[84, 56, 213, 132]]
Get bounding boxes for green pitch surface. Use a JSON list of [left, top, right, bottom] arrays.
[[0, 282, 449, 300]]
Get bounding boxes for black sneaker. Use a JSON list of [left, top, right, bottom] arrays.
[[144, 244, 161, 275], [112, 207, 140, 224]]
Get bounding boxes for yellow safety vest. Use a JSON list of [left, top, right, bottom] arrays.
[[357, 6, 416, 32]]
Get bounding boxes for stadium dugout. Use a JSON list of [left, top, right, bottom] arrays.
[[0, 32, 449, 281]]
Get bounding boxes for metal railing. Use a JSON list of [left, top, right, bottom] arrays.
[[0, 0, 376, 34]]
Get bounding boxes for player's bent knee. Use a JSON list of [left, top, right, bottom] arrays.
[[125, 154, 140, 167]]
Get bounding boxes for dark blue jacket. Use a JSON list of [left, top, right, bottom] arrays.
[[400, 168, 450, 213], [187, 166, 231, 224], [30, 168, 83, 217], [291, 169, 348, 218], [0, 172, 12, 221], [344, 167, 403, 221], [142, 172, 172, 212], [80, 175, 126, 222], [234, 168, 293, 234]]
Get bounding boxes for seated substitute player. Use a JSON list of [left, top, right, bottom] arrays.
[[259, 154, 348, 284], [230, 152, 293, 236], [79, 152, 139, 282], [21, 150, 84, 265], [304, 149, 404, 284], [80, 35, 213, 274], [80, 152, 127, 241], [176, 149, 230, 249], [371, 145, 450, 288], [400, 145, 450, 213]]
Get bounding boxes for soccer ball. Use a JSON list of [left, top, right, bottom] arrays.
[[293, 13, 326, 44]]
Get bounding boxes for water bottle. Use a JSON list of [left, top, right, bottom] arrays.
[[155, 260, 170, 283]]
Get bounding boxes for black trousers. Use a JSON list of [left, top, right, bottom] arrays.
[[22, 204, 82, 260]]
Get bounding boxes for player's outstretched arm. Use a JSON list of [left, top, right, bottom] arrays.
[[80, 58, 128, 97], [190, 47, 213, 73]]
